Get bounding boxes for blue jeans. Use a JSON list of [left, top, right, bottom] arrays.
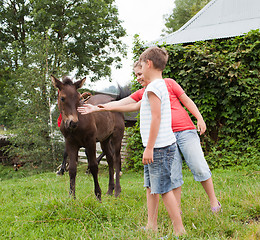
[[171, 129, 212, 188], [143, 144, 177, 194]]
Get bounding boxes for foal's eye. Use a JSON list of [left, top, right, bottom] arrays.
[[60, 96, 65, 102]]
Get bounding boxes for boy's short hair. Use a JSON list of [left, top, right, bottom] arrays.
[[139, 47, 168, 71]]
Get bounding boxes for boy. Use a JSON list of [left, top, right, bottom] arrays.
[[138, 47, 185, 236]]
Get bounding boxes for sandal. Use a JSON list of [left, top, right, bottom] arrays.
[[211, 201, 222, 213]]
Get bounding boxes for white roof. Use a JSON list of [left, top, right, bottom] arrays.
[[149, 0, 260, 46]]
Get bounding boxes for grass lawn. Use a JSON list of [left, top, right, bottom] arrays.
[[0, 164, 259, 239]]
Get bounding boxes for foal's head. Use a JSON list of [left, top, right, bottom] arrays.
[[51, 75, 86, 130]]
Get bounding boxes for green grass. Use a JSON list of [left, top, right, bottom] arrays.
[[0, 164, 259, 239]]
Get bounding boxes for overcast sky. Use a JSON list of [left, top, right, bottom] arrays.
[[90, 0, 175, 91]]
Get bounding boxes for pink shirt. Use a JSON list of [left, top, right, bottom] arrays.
[[130, 78, 195, 132]]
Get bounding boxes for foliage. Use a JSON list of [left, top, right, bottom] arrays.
[[5, 33, 64, 168], [163, 0, 211, 33], [0, 165, 259, 239], [125, 30, 260, 171], [29, 0, 126, 79], [0, 0, 126, 80], [124, 116, 143, 171], [123, 35, 144, 171], [0, 68, 16, 127], [0, 0, 126, 167]]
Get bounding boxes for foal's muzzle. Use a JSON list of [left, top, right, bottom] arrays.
[[64, 115, 79, 130], [68, 120, 78, 129]]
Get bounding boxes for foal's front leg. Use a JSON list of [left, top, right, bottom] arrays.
[[67, 146, 78, 198]]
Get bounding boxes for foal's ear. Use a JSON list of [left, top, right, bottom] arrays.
[[74, 77, 86, 89], [51, 75, 62, 90]]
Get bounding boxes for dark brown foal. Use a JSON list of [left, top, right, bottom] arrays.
[[51, 75, 125, 201]]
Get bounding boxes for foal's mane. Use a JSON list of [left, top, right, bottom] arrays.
[[62, 76, 73, 85]]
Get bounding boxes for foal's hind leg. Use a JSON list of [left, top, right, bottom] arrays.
[[100, 138, 115, 196], [97, 152, 105, 164], [56, 149, 68, 175], [112, 136, 123, 198]]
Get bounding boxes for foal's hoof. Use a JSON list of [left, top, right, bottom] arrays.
[[96, 193, 102, 202]]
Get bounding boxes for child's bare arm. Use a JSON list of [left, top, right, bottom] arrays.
[[100, 101, 141, 112], [103, 96, 136, 108], [77, 100, 141, 115], [179, 93, 206, 135], [142, 92, 161, 165]]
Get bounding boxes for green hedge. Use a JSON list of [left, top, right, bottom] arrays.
[[124, 30, 260, 170]]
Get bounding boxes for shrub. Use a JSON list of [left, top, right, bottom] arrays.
[[125, 30, 260, 170]]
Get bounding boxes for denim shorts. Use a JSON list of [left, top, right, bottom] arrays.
[[171, 129, 212, 188], [143, 144, 176, 194]]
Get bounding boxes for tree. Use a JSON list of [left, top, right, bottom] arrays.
[[0, 68, 14, 127], [0, 0, 126, 119], [0, 0, 30, 127], [0, 0, 126, 168], [29, 0, 126, 80], [0, 0, 126, 78], [163, 0, 210, 33]]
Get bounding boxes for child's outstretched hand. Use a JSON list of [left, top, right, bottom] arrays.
[[77, 104, 101, 115], [197, 118, 206, 135], [142, 148, 153, 165]]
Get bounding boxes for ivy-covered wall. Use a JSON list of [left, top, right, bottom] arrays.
[[125, 30, 260, 170]]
